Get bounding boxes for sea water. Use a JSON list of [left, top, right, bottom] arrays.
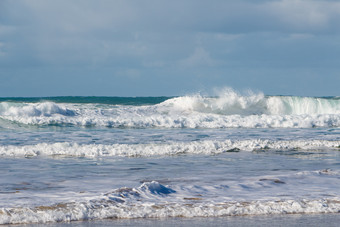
[[0, 88, 340, 224]]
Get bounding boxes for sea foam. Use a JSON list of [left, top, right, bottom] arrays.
[[1, 90, 340, 128], [0, 139, 339, 157], [1, 180, 340, 224], [159, 88, 340, 115], [0, 102, 75, 117]]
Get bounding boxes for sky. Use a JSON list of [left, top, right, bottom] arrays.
[[0, 0, 340, 97]]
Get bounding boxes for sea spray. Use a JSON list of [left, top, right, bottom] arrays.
[[1, 89, 340, 128]]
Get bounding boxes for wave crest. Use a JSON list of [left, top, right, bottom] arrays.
[[1, 90, 340, 128], [0, 102, 76, 117], [159, 88, 268, 115], [160, 88, 340, 115]]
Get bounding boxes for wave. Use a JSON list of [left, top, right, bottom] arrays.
[[160, 88, 340, 115], [1, 108, 340, 128], [1, 89, 340, 128], [1, 180, 340, 224], [1, 139, 339, 157], [0, 102, 76, 117]]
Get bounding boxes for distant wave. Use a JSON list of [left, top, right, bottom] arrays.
[[1, 88, 340, 128]]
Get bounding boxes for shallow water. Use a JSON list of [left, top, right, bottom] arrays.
[[3, 214, 340, 227]]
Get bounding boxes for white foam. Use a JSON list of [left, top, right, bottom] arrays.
[[0, 102, 75, 120], [159, 89, 267, 115], [160, 89, 340, 115], [1, 92, 340, 128], [0, 139, 339, 157], [2, 106, 340, 128], [1, 180, 340, 224]]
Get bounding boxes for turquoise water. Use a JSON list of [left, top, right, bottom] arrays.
[[0, 96, 171, 105]]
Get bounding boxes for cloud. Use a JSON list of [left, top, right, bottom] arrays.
[[287, 33, 315, 40], [1, 1, 339, 67], [1, 0, 340, 96], [264, 0, 340, 32], [0, 42, 5, 56], [2, 0, 340, 67], [0, 25, 15, 36], [179, 47, 217, 67], [4, 1, 340, 36]]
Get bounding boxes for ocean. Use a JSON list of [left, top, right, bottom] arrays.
[[0, 88, 340, 225]]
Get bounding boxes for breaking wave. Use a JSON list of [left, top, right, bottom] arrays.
[[1, 89, 340, 128], [0, 102, 75, 117], [1, 139, 339, 157], [159, 88, 340, 115], [1, 180, 340, 225]]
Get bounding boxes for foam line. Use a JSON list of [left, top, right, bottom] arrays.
[[0, 139, 339, 157]]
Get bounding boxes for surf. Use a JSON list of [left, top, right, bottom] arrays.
[[1, 88, 340, 128], [1, 139, 339, 158], [159, 88, 340, 115], [1, 179, 340, 225]]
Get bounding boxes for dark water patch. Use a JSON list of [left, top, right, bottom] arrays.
[[129, 167, 147, 171], [140, 179, 172, 185], [225, 148, 240, 153], [259, 178, 285, 184]]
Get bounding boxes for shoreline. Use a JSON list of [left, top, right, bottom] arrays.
[[5, 213, 340, 227]]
